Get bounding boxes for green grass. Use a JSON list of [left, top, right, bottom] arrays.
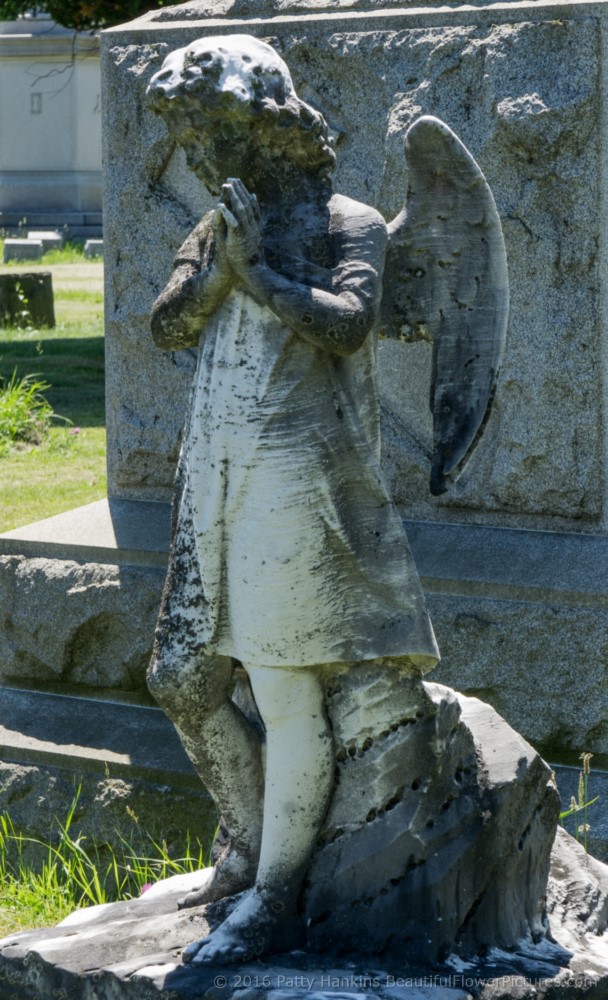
[[59, 289, 104, 304], [0, 791, 208, 937], [0, 260, 106, 531]]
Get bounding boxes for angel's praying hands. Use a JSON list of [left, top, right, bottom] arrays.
[[144, 33, 507, 967]]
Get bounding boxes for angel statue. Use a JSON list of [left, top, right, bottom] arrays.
[[145, 35, 508, 967]]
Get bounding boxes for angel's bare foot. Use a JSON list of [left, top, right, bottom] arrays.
[[182, 887, 297, 965], [177, 849, 256, 909]]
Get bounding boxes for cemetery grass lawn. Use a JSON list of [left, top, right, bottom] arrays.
[[0, 262, 106, 532], [0, 898, 73, 939]]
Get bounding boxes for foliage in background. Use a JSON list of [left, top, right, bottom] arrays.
[[0, 789, 208, 936], [0, 370, 66, 453], [0, 1, 181, 31], [4, 280, 32, 330]]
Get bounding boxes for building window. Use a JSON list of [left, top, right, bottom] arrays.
[[30, 93, 43, 115]]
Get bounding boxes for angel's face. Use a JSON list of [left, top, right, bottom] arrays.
[[147, 35, 294, 193]]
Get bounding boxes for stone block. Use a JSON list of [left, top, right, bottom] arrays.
[[5, 500, 607, 760], [0, 756, 212, 872], [2, 238, 43, 262], [0, 554, 163, 692], [0, 499, 171, 694], [26, 229, 64, 251], [84, 238, 104, 257], [429, 593, 608, 760], [399, 518, 608, 758], [0, 271, 55, 327]]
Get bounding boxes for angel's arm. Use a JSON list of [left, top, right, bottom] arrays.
[[150, 211, 233, 350], [220, 181, 387, 357]]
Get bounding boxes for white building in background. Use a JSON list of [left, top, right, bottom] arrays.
[[0, 15, 102, 237]]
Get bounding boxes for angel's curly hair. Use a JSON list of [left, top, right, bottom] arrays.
[[147, 36, 336, 181]]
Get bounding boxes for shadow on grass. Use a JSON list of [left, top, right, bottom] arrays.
[[0, 337, 104, 428]]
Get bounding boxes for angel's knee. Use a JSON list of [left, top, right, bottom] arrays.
[[147, 645, 234, 720]]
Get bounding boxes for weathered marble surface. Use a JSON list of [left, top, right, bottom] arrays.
[[306, 674, 557, 959], [102, 6, 603, 531], [2, 677, 608, 999]]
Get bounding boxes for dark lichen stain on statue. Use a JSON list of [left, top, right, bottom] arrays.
[[144, 33, 524, 968]]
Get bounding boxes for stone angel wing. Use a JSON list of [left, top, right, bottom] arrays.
[[379, 116, 509, 496]]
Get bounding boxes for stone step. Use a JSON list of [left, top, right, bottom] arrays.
[[0, 685, 217, 879], [0, 686, 197, 787], [0, 498, 170, 568], [0, 684, 604, 859], [404, 519, 608, 607]]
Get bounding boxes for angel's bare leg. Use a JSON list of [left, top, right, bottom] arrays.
[[147, 649, 264, 906], [184, 664, 333, 965]]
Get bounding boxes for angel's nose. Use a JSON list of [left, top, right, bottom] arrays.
[[218, 71, 253, 102]]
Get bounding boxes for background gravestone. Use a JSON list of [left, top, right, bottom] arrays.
[[104, 11, 602, 526], [0, 273, 54, 327]]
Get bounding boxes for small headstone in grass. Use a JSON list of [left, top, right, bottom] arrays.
[[0, 273, 55, 328], [84, 239, 103, 258], [3, 239, 44, 263], [27, 231, 64, 253]]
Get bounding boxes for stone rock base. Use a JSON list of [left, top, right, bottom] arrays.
[[1, 830, 608, 1000], [2, 678, 608, 998], [306, 674, 558, 961]]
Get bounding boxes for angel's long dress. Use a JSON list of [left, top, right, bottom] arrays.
[[164, 284, 439, 673]]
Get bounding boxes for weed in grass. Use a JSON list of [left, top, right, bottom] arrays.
[[559, 752, 599, 853], [0, 369, 69, 453], [0, 788, 209, 934]]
